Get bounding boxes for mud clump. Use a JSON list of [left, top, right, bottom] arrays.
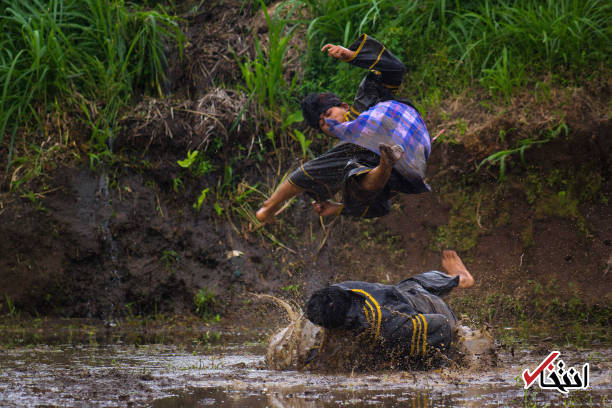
[[267, 319, 323, 371]]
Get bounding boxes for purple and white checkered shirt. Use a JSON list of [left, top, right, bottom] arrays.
[[327, 100, 431, 185]]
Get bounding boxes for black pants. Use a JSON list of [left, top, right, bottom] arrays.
[[288, 142, 419, 218]]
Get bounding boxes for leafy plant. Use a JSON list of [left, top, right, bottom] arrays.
[[477, 138, 550, 181], [477, 122, 568, 180], [5, 295, 16, 316], [177, 150, 199, 168], [178, 150, 214, 177], [193, 188, 210, 211], [172, 176, 183, 192], [8, 142, 60, 191], [291, 129, 313, 159], [160, 249, 180, 268], [234, 0, 299, 113], [194, 288, 219, 323], [264, 109, 304, 152], [22, 190, 45, 212], [480, 46, 525, 100], [281, 284, 300, 294], [213, 202, 223, 216]]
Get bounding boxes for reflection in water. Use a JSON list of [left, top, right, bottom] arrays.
[[154, 388, 437, 408], [265, 390, 434, 408]]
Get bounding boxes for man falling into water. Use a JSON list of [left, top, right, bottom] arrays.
[[256, 34, 431, 223], [266, 250, 483, 371], [304, 250, 474, 368]]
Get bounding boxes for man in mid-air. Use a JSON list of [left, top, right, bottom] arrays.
[[256, 34, 431, 223]]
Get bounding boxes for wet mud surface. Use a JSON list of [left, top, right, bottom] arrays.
[[0, 343, 609, 407]]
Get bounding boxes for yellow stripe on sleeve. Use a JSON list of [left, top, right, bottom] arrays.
[[364, 300, 375, 324], [410, 316, 417, 356], [363, 306, 371, 324], [368, 46, 386, 70], [300, 163, 315, 181], [350, 289, 381, 341], [346, 34, 367, 62], [419, 314, 428, 356]]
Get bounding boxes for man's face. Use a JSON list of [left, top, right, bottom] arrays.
[[319, 103, 348, 135]]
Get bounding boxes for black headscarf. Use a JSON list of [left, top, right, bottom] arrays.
[[301, 92, 343, 130], [306, 286, 352, 328]]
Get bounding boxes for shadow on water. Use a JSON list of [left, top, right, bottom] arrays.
[[0, 343, 609, 407]]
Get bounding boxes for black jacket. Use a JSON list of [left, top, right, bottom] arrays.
[[328, 271, 458, 358], [344, 34, 417, 121]]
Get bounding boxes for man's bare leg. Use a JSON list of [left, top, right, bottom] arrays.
[[360, 143, 404, 191], [441, 250, 475, 289], [256, 180, 304, 223]]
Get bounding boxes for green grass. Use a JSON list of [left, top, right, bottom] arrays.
[[302, 0, 385, 46], [300, 0, 611, 100], [0, 0, 184, 178], [233, 0, 305, 155], [450, 281, 611, 347], [235, 0, 299, 112]]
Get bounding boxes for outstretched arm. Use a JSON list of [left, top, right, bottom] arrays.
[[321, 35, 406, 83], [322, 35, 408, 117]]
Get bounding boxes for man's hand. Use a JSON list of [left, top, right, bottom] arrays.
[[321, 44, 355, 62]]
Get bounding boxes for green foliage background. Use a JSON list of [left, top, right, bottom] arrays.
[[299, 0, 610, 102], [1, 0, 609, 197], [0, 0, 184, 174]]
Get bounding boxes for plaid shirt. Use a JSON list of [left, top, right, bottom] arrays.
[[327, 100, 431, 187]]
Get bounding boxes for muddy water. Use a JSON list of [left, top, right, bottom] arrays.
[[0, 344, 609, 407]]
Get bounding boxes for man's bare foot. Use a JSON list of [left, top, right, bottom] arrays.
[[442, 250, 475, 288], [256, 204, 277, 224], [312, 200, 343, 217], [379, 143, 404, 168]]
